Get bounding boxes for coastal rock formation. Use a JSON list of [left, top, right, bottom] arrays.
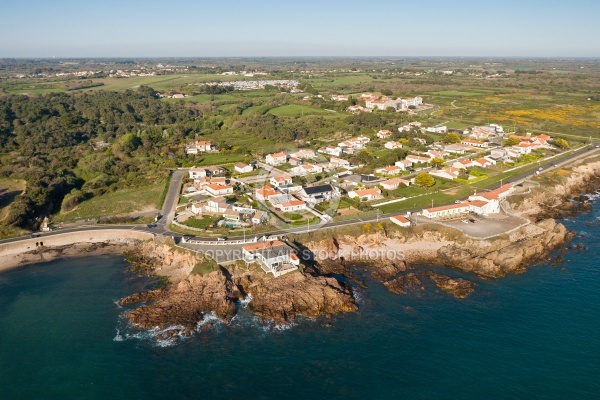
[[125, 239, 198, 283], [236, 271, 357, 323], [120, 257, 357, 332], [121, 268, 237, 332], [425, 272, 475, 299], [383, 273, 424, 295], [437, 219, 570, 278]]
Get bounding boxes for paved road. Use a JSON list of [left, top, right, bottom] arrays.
[[2, 146, 598, 249]]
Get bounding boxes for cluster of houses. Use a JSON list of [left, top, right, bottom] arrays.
[[194, 79, 300, 91]]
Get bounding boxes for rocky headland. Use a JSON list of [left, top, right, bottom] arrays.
[[118, 159, 600, 337]]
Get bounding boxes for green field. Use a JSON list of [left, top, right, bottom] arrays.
[[428, 90, 493, 97], [268, 104, 334, 117], [54, 180, 167, 222]]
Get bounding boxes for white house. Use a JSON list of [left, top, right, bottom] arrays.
[[188, 167, 207, 179], [377, 130, 392, 139], [348, 188, 382, 202], [380, 178, 410, 190], [266, 152, 287, 166], [251, 210, 269, 225], [205, 184, 233, 197], [319, 146, 343, 157], [375, 166, 402, 176], [422, 203, 470, 219], [385, 141, 403, 150], [300, 184, 337, 204], [471, 158, 493, 168], [242, 240, 300, 277], [289, 149, 316, 159], [270, 175, 293, 187], [429, 167, 460, 180], [426, 126, 447, 133], [234, 162, 253, 174], [461, 139, 489, 148], [405, 155, 430, 164], [291, 164, 323, 176], [394, 159, 413, 170], [390, 215, 411, 227], [452, 159, 475, 170], [276, 199, 307, 213], [329, 156, 350, 168]]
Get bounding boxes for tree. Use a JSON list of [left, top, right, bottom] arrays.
[[415, 172, 435, 187], [504, 135, 521, 146], [552, 138, 569, 149], [430, 157, 445, 169], [442, 132, 461, 144]]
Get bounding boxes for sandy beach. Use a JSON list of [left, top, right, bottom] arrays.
[[0, 230, 155, 273]]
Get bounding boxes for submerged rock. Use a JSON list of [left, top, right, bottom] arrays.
[[425, 272, 475, 299], [383, 273, 424, 295]]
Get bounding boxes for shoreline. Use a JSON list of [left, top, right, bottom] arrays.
[[0, 230, 154, 273]]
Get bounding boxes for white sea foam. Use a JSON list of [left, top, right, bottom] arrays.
[[113, 329, 125, 342], [239, 294, 253, 308], [195, 312, 223, 331]]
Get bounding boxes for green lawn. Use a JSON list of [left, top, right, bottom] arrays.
[[54, 180, 166, 222], [191, 153, 249, 166]]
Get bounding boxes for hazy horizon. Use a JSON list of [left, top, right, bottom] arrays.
[[1, 0, 599, 58]]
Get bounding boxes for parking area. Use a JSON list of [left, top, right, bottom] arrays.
[[416, 213, 529, 239]]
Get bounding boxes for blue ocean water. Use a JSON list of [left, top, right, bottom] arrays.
[[1, 211, 600, 399]]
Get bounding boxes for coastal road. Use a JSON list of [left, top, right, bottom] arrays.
[[2, 146, 598, 251]]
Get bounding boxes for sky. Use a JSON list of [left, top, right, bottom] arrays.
[[1, 0, 599, 57]]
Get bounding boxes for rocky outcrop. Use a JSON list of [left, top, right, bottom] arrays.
[[236, 271, 357, 323], [437, 219, 570, 278], [120, 255, 357, 334], [124, 239, 198, 283], [121, 268, 237, 334], [425, 272, 475, 299], [383, 273, 424, 295]]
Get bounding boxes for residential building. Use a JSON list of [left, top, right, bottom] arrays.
[[452, 159, 475, 169], [265, 152, 287, 166], [385, 141, 403, 150], [251, 210, 269, 225], [275, 199, 307, 213], [290, 164, 323, 176], [300, 184, 337, 204], [242, 240, 300, 277], [472, 158, 493, 168], [394, 159, 413, 170], [405, 154, 430, 164], [422, 203, 470, 219], [255, 185, 280, 201], [348, 187, 382, 202], [375, 165, 402, 176], [377, 130, 392, 139], [289, 149, 316, 159], [426, 150, 449, 159], [380, 178, 410, 190], [390, 215, 411, 227], [204, 166, 226, 176], [461, 139, 489, 148], [426, 126, 447, 133], [188, 167, 207, 180], [429, 167, 461, 180], [318, 145, 343, 157], [270, 175, 293, 188], [329, 156, 350, 169], [205, 184, 233, 197], [234, 163, 253, 174]]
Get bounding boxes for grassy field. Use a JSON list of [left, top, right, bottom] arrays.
[[427, 90, 493, 97], [268, 104, 333, 117], [0, 178, 26, 222], [54, 180, 167, 222]]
